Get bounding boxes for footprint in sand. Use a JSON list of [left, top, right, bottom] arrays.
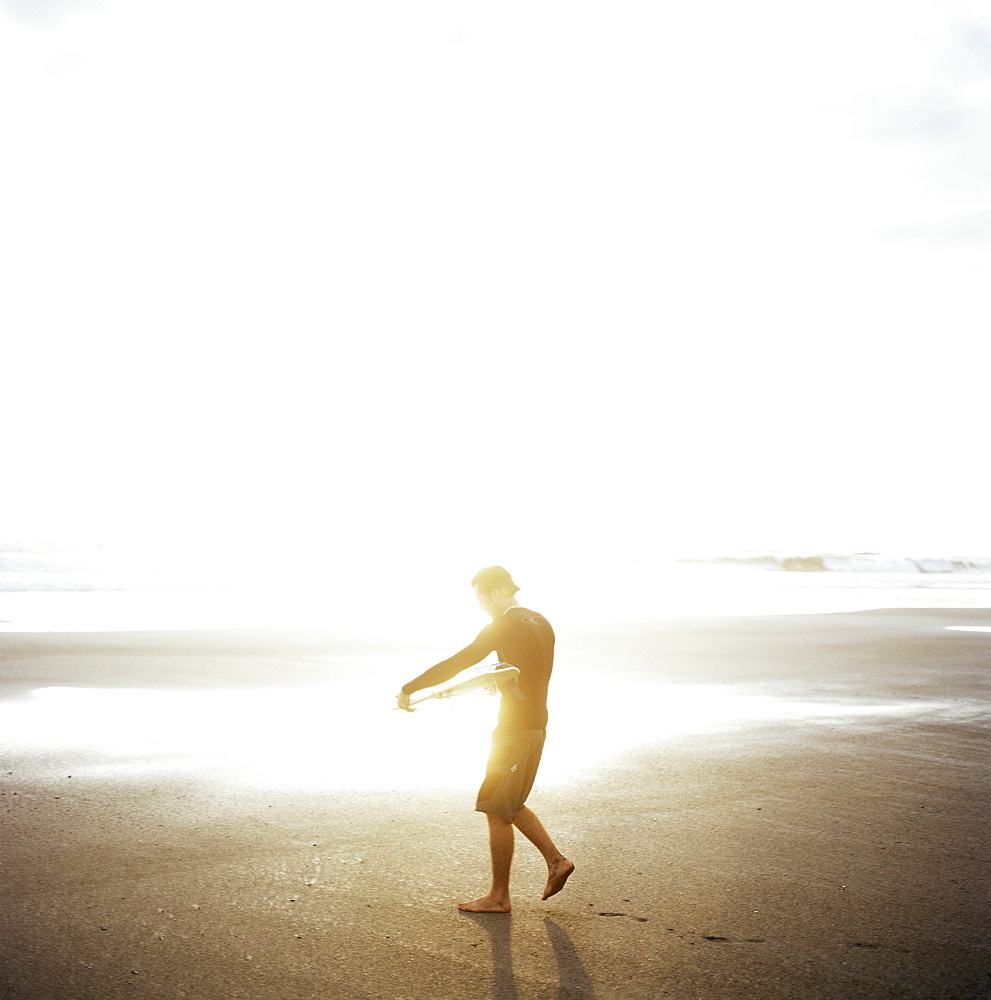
[[595, 912, 649, 922], [703, 935, 766, 943]]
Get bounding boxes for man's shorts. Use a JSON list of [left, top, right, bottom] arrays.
[[475, 729, 546, 824]]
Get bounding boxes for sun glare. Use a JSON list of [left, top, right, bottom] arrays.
[[4, 676, 959, 794]]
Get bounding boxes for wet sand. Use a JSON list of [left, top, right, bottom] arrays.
[[2, 608, 989, 999]]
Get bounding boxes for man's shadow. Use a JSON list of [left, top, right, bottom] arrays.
[[462, 912, 517, 1000], [544, 917, 594, 999], [462, 914, 594, 999]]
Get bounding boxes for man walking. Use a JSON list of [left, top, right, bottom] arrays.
[[397, 566, 574, 912]]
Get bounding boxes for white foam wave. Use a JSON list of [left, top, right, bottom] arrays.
[[688, 553, 991, 574]]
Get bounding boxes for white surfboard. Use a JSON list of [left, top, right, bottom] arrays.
[[407, 662, 523, 708]]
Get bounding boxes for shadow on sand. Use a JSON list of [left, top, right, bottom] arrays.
[[544, 918, 595, 998], [462, 913, 594, 999]]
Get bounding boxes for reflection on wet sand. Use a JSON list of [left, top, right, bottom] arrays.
[[1, 677, 971, 793]]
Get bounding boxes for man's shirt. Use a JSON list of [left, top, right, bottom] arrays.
[[403, 607, 555, 735]]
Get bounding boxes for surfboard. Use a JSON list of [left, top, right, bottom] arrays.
[[407, 662, 524, 708]]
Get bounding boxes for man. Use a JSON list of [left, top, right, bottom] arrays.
[[397, 566, 575, 913]]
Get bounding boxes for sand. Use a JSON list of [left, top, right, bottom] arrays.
[[1, 608, 989, 999]]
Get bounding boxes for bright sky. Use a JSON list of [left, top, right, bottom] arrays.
[[2, 0, 989, 575]]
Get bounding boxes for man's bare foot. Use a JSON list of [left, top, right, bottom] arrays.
[[542, 858, 575, 900], [458, 894, 511, 913]]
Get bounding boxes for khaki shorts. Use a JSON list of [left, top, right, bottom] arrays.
[[475, 729, 546, 824]]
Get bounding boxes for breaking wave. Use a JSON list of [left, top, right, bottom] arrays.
[[684, 553, 991, 574]]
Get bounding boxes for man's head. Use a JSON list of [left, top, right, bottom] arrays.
[[471, 565, 520, 618]]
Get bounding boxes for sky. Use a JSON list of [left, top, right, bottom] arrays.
[[2, 0, 989, 579]]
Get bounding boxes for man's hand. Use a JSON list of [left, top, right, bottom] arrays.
[[396, 690, 414, 712]]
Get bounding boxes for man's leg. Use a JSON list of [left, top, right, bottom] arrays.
[[458, 812, 514, 913], [512, 805, 575, 900]]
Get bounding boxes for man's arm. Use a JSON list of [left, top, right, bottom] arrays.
[[397, 624, 497, 709]]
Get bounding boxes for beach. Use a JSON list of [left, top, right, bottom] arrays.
[[2, 607, 989, 999]]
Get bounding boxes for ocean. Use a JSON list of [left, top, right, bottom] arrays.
[[1, 541, 989, 635]]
